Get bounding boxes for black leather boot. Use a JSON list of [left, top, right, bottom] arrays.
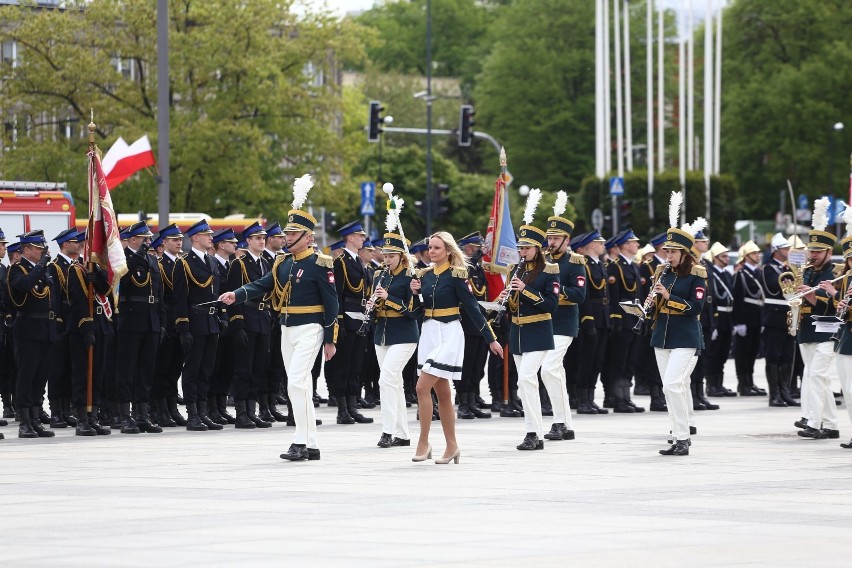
[[157, 398, 177, 427], [778, 365, 801, 406], [63, 400, 78, 427], [206, 396, 228, 425], [767, 364, 786, 407], [1, 393, 14, 419], [258, 397, 275, 423], [167, 397, 187, 426], [135, 402, 163, 433], [247, 399, 271, 428], [705, 374, 726, 397], [75, 406, 96, 436], [347, 396, 374, 424], [544, 423, 575, 440], [625, 386, 645, 412], [468, 392, 491, 418], [234, 400, 256, 429], [576, 388, 597, 415], [590, 389, 608, 414], [49, 399, 67, 428], [109, 401, 123, 428], [649, 384, 668, 411], [567, 384, 578, 410], [509, 389, 524, 413], [613, 384, 636, 413], [198, 400, 224, 430], [119, 402, 140, 434], [749, 374, 767, 396], [185, 402, 208, 431], [269, 393, 288, 422], [280, 443, 308, 461], [218, 395, 236, 425], [88, 406, 111, 435], [516, 432, 543, 450], [659, 440, 690, 455], [377, 433, 393, 448], [336, 396, 355, 424], [456, 391, 474, 419], [31, 407, 55, 437], [18, 408, 38, 438], [694, 380, 719, 410]]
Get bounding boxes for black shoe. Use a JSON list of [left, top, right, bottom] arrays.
[[50, 414, 67, 428], [89, 413, 111, 436], [457, 403, 475, 420], [328, 396, 337, 407], [185, 403, 208, 431], [246, 400, 271, 428], [797, 426, 821, 438], [307, 448, 321, 461], [377, 433, 393, 448], [613, 403, 636, 413], [158, 399, 178, 427], [544, 423, 574, 441], [250, 415, 272, 428], [199, 414, 224, 430], [794, 417, 808, 429], [602, 396, 615, 409], [357, 396, 376, 409], [390, 437, 411, 446], [348, 396, 374, 423], [235, 413, 257, 429], [769, 395, 787, 408], [660, 440, 690, 455], [840, 439, 852, 449], [31, 416, 56, 437], [517, 432, 543, 451], [38, 409, 51, 424], [280, 443, 309, 461], [135, 403, 164, 433], [75, 418, 96, 436], [634, 385, 650, 396], [336, 403, 356, 424], [650, 400, 668, 412], [270, 406, 288, 422], [468, 393, 492, 418], [500, 403, 523, 418], [705, 385, 727, 397], [18, 413, 38, 439], [217, 398, 236, 425], [818, 428, 840, 439], [541, 405, 554, 417], [168, 398, 187, 426], [491, 401, 502, 413]]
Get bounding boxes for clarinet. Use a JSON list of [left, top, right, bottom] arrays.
[[356, 267, 387, 336], [492, 263, 526, 330], [632, 262, 670, 334], [830, 275, 852, 342]]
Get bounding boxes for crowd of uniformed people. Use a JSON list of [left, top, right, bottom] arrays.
[[1, 184, 851, 460]]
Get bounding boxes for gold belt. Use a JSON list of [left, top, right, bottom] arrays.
[[511, 313, 552, 325], [376, 309, 404, 318], [425, 307, 460, 317], [283, 304, 324, 315], [658, 307, 694, 316], [558, 299, 576, 306]]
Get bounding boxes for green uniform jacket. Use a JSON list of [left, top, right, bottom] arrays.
[[797, 263, 836, 344], [551, 251, 586, 337], [234, 249, 339, 343], [372, 264, 420, 346], [833, 271, 852, 355], [507, 261, 559, 354], [650, 264, 707, 350], [416, 262, 497, 343]]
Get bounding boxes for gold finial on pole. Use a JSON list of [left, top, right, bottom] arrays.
[[88, 108, 96, 146], [499, 146, 506, 168]]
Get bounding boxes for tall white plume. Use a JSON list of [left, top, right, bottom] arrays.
[[843, 204, 852, 238], [553, 190, 568, 217], [682, 216, 708, 237], [523, 188, 542, 225], [812, 196, 830, 232], [385, 198, 399, 233], [669, 191, 683, 229], [291, 174, 313, 211]]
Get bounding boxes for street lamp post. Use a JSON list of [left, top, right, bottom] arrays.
[[425, 0, 433, 236], [830, 121, 844, 237]]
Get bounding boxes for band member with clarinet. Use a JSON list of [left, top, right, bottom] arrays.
[[369, 195, 419, 448], [410, 232, 503, 464], [542, 191, 585, 441], [650, 192, 707, 456], [496, 188, 559, 451], [220, 174, 339, 461], [796, 197, 840, 440]]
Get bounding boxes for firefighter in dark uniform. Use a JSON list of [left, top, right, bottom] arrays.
[[326, 220, 374, 424], [150, 224, 187, 426], [606, 229, 645, 413], [0, 228, 11, 428], [688, 231, 721, 411], [455, 231, 492, 419], [209, 228, 238, 425], [637, 233, 668, 411], [705, 242, 736, 401], [45, 228, 83, 428], [226, 222, 275, 429], [66, 237, 112, 436], [115, 221, 165, 434], [759, 233, 799, 407], [261, 222, 289, 422], [572, 231, 610, 414], [7, 230, 57, 438], [732, 241, 766, 396]]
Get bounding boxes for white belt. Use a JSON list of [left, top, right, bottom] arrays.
[[716, 306, 733, 313], [744, 298, 764, 306], [763, 298, 788, 306]]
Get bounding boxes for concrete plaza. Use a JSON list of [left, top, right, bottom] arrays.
[[2, 359, 852, 567]]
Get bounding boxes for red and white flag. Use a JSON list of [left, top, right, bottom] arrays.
[[86, 149, 128, 294], [102, 135, 156, 190]]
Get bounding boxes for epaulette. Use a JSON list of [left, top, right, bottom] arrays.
[[691, 264, 707, 278], [483, 261, 511, 275], [653, 264, 666, 279], [451, 266, 468, 279], [833, 263, 846, 278], [544, 262, 560, 274], [415, 265, 435, 279], [315, 253, 333, 268], [272, 253, 288, 272], [569, 252, 586, 265]]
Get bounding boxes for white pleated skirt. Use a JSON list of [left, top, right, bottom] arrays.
[[418, 319, 466, 381]]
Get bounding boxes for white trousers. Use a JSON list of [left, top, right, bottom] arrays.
[[540, 335, 574, 429], [838, 354, 852, 426], [514, 351, 548, 438], [655, 348, 698, 441], [799, 342, 838, 429], [376, 343, 417, 440], [281, 324, 323, 448]]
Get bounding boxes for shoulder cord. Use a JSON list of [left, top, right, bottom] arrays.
[[9, 264, 49, 307], [586, 263, 606, 291], [615, 260, 637, 293], [739, 268, 764, 299], [339, 256, 364, 294], [180, 258, 213, 288]]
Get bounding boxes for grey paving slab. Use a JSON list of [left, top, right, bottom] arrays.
[[1, 360, 851, 567]]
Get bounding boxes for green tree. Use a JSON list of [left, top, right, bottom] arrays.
[[0, 0, 369, 221]]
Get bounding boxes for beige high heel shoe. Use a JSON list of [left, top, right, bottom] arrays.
[[412, 444, 432, 462], [435, 448, 460, 464]]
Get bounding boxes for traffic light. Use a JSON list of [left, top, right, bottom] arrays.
[[368, 100, 385, 142], [618, 199, 632, 229], [323, 211, 338, 231], [435, 184, 450, 218], [458, 104, 474, 146]]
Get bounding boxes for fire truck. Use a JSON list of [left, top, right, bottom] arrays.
[[0, 181, 76, 260]]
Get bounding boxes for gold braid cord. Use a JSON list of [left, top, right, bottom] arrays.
[[270, 254, 290, 313]]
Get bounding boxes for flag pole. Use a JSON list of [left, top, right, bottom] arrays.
[[86, 113, 97, 413], [499, 147, 510, 411]]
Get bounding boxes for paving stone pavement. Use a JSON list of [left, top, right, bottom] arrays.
[[2, 359, 851, 567]]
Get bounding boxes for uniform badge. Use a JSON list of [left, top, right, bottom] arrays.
[[576, 276, 585, 287], [640, 277, 647, 285], [552, 281, 560, 295], [327, 271, 335, 284], [607, 275, 616, 284], [695, 286, 705, 300]]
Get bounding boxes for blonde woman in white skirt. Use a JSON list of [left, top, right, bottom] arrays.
[[410, 232, 503, 464]]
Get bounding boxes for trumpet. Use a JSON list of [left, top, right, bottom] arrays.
[[356, 267, 387, 337], [631, 262, 670, 334]]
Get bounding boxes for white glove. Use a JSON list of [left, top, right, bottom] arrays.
[[711, 328, 719, 341], [733, 324, 747, 337]]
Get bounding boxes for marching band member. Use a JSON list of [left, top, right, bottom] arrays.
[[410, 232, 502, 464], [732, 240, 767, 397], [542, 191, 585, 441], [650, 193, 707, 456], [496, 188, 559, 450]]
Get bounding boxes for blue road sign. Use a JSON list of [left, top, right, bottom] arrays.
[[797, 194, 808, 210], [609, 176, 625, 196], [360, 181, 376, 216]]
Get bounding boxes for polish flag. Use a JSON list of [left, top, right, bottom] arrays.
[[102, 135, 156, 190]]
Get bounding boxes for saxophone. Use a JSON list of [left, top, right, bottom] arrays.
[[779, 262, 809, 336]]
